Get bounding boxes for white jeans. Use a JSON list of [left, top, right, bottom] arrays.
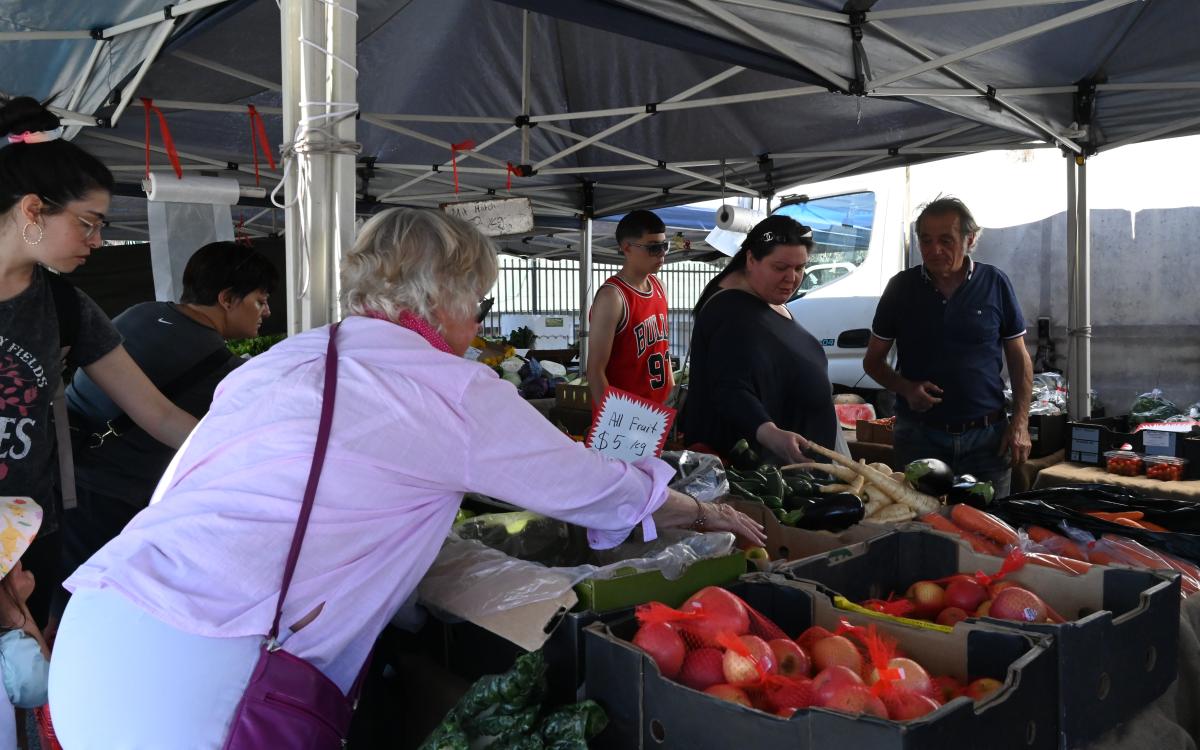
[[48, 588, 261, 750]]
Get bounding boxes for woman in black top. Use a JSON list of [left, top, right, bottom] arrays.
[[681, 215, 837, 464]]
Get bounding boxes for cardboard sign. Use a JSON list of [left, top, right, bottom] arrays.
[[586, 387, 675, 461], [441, 196, 534, 237]]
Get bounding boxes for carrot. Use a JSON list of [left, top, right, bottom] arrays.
[[950, 504, 1020, 549], [1110, 517, 1149, 531], [804, 444, 941, 515], [1025, 552, 1093, 575], [1087, 511, 1144, 522], [918, 514, 1004, 555], [1086, 548, 1118, 565], [1026, 526, 1089, 562], [1138, 520, 1170, 532], [1101, 534, 1172, 570]]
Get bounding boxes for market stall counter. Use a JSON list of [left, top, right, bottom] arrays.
[[1035, 462, 1200, 502]]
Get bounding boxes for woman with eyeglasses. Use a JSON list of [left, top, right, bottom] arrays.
[[0, 97, 199, 630], [48, 207, 765, 748], [681, 215, 838, 465]]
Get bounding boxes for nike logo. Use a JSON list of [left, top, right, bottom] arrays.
[[157, 318, 174, 325]]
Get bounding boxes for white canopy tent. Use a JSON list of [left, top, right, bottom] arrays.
[[2, 0, 1198, 416]]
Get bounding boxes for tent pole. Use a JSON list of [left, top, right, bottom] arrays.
[[1077, 156, 1092, 418], [327, 0, 358, 324], [1065, 153, 1080, 420], [579, 215, 593, 371], [521, 10, 531, 166], [108, 19, 177, 126]]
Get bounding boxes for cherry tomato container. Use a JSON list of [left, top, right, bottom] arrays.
[[1144, 455, 1188, 481], [1103, 450, 1144, 477]]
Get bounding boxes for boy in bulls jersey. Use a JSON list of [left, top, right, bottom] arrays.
[[587, 210, 674, 406]]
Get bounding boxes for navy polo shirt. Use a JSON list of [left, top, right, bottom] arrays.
[[872, 259, 1026, 423]]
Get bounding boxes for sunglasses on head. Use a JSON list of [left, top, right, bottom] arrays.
[[476, 296, 495, 324], [627, 240, 670, 256]]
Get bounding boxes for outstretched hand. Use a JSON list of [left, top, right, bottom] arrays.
[[755, 422, 810, 464]]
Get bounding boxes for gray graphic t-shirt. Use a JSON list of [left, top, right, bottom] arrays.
[[0, 267, 121, 510]]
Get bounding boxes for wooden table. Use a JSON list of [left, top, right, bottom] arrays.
[[1034, 461, 1200, 501]]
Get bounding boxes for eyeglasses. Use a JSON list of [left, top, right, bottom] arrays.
[[476, 296, 495, 324], [627, 240, 670, 256], [40, 196, 107, 240]]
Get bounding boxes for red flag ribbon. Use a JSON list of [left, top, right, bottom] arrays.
[[506, 161, 523, 191], [247, 104, 276, 187], [449, 139, 475, 193], [141, 98, 183, 179]]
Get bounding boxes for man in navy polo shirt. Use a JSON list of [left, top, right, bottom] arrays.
[[863, 196, 1032, 497]]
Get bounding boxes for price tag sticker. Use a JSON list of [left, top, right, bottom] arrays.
[[586, 387, 675, 461]]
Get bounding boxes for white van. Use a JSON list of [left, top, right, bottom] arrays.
[[775, 171, 911, 410]]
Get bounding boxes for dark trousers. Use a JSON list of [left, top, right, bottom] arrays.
[[51, 485, 143, 622]]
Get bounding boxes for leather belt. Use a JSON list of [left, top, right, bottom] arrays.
[[919, 408, 1006, 435]]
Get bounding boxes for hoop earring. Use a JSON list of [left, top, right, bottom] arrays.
[[21, 222, 43, 245]]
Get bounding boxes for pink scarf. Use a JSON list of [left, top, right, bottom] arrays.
[[362, 311, 454, 355]]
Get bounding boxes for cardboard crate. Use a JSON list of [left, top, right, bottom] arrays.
[[1139, 427, 1200, 479], [778, 529, 1180, 747], [1067, 415, 1144, 465], [857, 419, 895, 446], [419, 536, 745, 704], [730, 499, 889, 563], [585, 576, 1058, 750], [1029, 413, 1067, 459]]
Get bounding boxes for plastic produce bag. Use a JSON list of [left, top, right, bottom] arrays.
[[1131, 388, 1183, 425], [420, 528, 735, 620], [661, 449, 728, 502], [454, 512, 589, 567]]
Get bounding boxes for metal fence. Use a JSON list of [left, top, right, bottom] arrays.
[[481, 256, 721, 360]]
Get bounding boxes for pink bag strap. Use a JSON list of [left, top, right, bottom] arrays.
[[268, 322, 341, 644]]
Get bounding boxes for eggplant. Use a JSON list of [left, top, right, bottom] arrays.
[[947, 479, 995, 509], [904, 458, 956, 496], [779, 493, 864, 532]]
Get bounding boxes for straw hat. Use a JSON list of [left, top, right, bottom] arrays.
[[0, 498, 41, 578]]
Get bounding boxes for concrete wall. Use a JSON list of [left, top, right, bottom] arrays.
[[974, 206, 1200, 414]]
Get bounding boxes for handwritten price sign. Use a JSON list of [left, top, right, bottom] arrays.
[[586, 387, 675, 462]]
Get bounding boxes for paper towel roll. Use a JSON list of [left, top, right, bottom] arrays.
[[145, 172, 242, 205], [715, 204, 766, 233]]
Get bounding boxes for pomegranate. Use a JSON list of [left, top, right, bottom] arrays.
[[633, 622, 686, 679], [679, 648, 726, 691], [680, 587, 750, 647], [813, 665, 865, 706], [795, 625, 833, 654], [722, 635, 776, 685], [811, 635, 863, 674], [821, 684, 888, 717], [869, 657, 933, 697], [881, 690, 941, 721], [769, 639, 812, 678]]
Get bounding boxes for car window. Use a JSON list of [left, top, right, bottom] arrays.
[[774, 191, 875, 292]]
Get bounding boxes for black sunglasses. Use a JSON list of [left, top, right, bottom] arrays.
[[476, 296, 495, 324], [627, 240, 670, 256]]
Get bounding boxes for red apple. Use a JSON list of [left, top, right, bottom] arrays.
[[722, 635, 776, 685], [905, 580, 946, 617], [632, 622, 686, 679], [769, 638, 812, 678], [812, 634, 863, 674], [765, 677, 816, 712], [795, 625, 833, 655], [964, 677, 1004, 702], [975, 600, 992, 617], [988, 580, 1018, 598], [679, 647, 726, 691], [881, 691, 941, 721], [821, 684, 888, 717], [704, 683, 752, 707], [936, 606, 969, 627], [813, 665, 865, 706], [944, 578, 988, 613], [869, 657, 933, 697], [931, 675, 964, 704]]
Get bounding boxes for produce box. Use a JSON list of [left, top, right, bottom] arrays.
[[857, 418, 895, 446], [1067, 416, 1143, 465], [777, 529, 1180, 747], [730, 499, 889, 562], [419, 536, 745, 704], [1028, 414, 1067, 459], [584, 576, 1058, 750], [1140, 427, 1200, 479], [555, 383, 592, 411]]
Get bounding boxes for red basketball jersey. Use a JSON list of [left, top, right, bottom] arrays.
[[595, 274, 671, 404]]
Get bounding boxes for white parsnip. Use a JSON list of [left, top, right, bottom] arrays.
[[785, 462, 858, 484], [869, 504, 917, 523], [805, 444, 941, 515]]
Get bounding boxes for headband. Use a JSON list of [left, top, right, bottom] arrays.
[[6, 126, 64, 144]]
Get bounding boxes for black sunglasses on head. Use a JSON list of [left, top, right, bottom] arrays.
[[476, 297, 495, 323]]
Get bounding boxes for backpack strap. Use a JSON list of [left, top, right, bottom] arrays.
[[44, 268, 82, 511]]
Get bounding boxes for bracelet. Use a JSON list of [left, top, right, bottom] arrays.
[[692, 496, 707, 531]]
